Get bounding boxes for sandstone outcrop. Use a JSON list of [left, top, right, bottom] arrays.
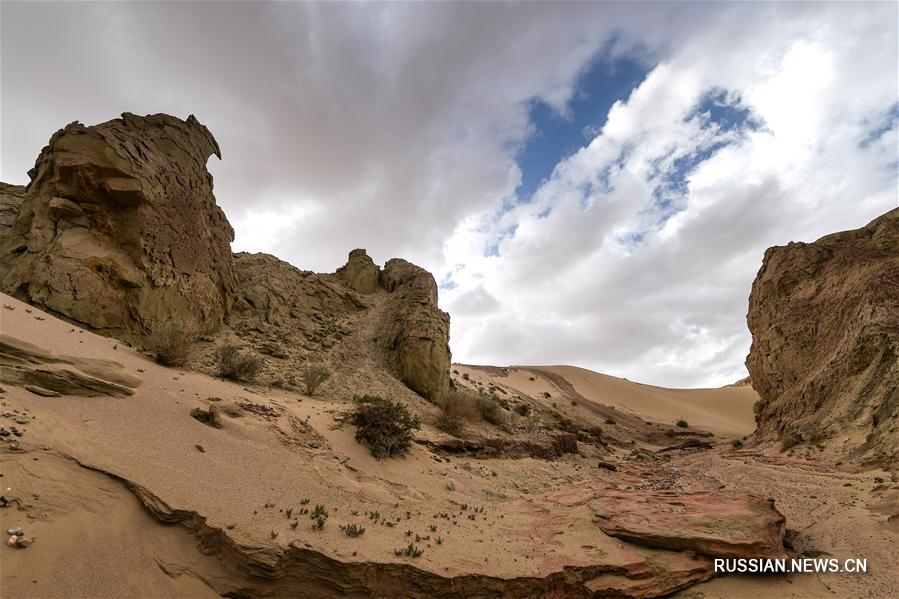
[[336, 248, 379, 294], [0, 113, 236, 342], [0, 182, 25, 239], [591, 490, 786, 559], [0, 334, 139, 397], [746, 208, 899, 464], [379, 258, 451, 401]]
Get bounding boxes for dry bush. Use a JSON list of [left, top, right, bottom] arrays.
[[302, 364, 331, 395], [350, 395, 421, 458], [476, 393, 507, 426], [436, 390, 479, 435], [148, 323, 195, 367], [217, 343, 263, 382]]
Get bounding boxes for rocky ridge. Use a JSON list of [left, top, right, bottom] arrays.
[[0, 113, 451, 402]]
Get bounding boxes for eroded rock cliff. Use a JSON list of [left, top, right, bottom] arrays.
[[380, 258, 451, 402], [746, 208, 899, 465], [0, 113, 236, 341]]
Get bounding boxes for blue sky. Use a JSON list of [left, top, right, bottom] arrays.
[[515, 52, 651, 203]]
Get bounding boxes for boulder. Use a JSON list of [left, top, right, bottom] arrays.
[[336, 249, 379, 294], [746, 208, 899, 465], [0, 113, 236, 343], [590, 490, 786, 559], [0, 334, 140, 397], [379, 258, 451, 402]]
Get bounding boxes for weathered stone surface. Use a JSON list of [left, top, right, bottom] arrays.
[[746, 208, 899, 465], [0, 113, 236, 343], [0, 334, 140, 397], [590, 490, 786, 559], [0, 183, 25, 239], [379, 258, 451, 402], [336, 248, 379, 294]]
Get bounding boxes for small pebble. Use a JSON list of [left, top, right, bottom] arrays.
[[16, 538, 32, 548], [7, 527, 22, 536], [7, 535, 18, 546]]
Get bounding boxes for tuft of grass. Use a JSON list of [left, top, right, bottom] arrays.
[[216, 343, 263, 382], [394, 543, 424, 558], [148, 323, 196, 367]]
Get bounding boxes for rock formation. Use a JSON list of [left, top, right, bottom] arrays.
[[380, 258, 451, 401], [336, 248, 379, 294], [0, 114, 452, 403], [0, 183, 25, 239], [591, 490, 786, 559], [0, 113, 236, 342], [746, 208, 899, 464], [0, 334, 140, 397]]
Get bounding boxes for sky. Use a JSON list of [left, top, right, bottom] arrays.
[[2, 1, 897, 388]]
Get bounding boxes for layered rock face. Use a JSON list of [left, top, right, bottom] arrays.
[[0, 113, 236, 341], [746, 208, 899, 464], [0, 183, 25, 239], [380, 258, 451, 402]]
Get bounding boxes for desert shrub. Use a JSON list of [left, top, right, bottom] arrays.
[[217, 343, 263, 382], [676, 419, 689, 428], [350, 395, 421, 458], [513, 403, 531, 417], [476, 393, 506, 426], [557, 417, 579, 434], [148, 323, 195, 366], [781, 430, 805, 450], [436, 390, 479, 435], [302, 364, 331, 395]]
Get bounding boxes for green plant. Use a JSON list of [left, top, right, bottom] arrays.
[[302, 364, 331, 395], [429, 524, 437, 532], [394, 543, 424, 557], [148, 322, 196, 367], [676, 419, 689, 428], [349, 395, 421, 458], [300, 498, 310, 505], [311, 504, 328, 520], [216, 343, 263, 382], [339, 523, 366, 537]]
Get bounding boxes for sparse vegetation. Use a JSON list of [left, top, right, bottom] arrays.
[[436, 390, 479, 435], [394, 543, 424, 558], [339, 523, 366, 537], [476, 393, 506, 426], [216, 343, 263, 382], [349, 395, 421, 458], [676, 419, 689, 428], [148, 322, 196, 366], [302, 364, 331, 395]]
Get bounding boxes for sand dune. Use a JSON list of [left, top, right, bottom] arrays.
[[456, 364, 758, 438]]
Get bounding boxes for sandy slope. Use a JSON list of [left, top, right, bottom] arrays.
[[457, 364, 757, 438]]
